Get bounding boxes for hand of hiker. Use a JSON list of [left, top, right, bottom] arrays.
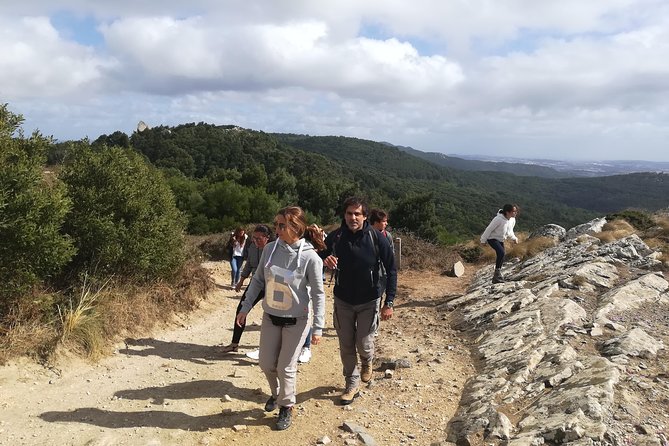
[[381, 305, 393, 321], [324, 255, 338, 270], [235, 312, 247, 327]]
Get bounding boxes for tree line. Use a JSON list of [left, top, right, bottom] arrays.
[[5, 102, 669, 308]]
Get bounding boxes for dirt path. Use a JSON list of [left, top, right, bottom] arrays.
[[0, 262, 476, 446]]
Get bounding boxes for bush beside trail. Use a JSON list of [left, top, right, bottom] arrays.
[[0, 105, 210, 364]]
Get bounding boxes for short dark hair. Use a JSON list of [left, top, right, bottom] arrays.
[[342, 196, 368, 217], [253, 224, 272, 237], [500, 204, 519, 215], [369, 209, 388, 224]]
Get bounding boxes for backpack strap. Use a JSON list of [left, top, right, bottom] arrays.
[[331, 228, 343, 258], [368, 229, 379, 259]]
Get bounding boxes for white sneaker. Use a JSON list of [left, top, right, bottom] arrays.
[[298, 347, 312, 363], [245, 349, 260, 360]]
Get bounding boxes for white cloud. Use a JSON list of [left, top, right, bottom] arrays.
[[0, 16, 112, 100], [98, 16, 463, 101], [2, 1, 669, 160]]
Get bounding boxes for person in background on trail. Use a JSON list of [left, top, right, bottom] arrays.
[[296, 223, 327, 364], [480, 204, 519, 284], [369, 208, 394, 337], [321, 197, 397, 406], [227, 227, 247, 287], [369, 209, 394, 251], [220, 224, 272, 354], [235, 206, 325, 431]]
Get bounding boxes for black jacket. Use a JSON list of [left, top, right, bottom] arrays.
[[322, 220, 397, 305]]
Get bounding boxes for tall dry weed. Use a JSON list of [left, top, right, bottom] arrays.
[[58, 275, 109, 358]]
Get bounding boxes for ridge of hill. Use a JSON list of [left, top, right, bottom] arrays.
[[387, 142, 572, 178]]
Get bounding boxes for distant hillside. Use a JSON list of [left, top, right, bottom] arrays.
[[271, 134, 597, 234], [82, 125, 669, 242], [272, 133, 669, 230], [388, 143, 572, 178], [456, 154, 669, 177]]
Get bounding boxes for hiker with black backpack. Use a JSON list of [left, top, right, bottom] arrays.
[[321, 196, 397, 405]]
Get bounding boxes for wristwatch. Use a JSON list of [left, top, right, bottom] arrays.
[[384, 301, 394, 308]]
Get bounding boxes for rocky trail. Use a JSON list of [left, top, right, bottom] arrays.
[[0, 262, 475, 446]]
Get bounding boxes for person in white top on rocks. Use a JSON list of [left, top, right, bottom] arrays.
[[480, 204, 519, 284]]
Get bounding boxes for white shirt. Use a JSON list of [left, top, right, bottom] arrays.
[[505, 217, 518, 242], [232, 234, 247, 257], [480, 214, 516, 244]]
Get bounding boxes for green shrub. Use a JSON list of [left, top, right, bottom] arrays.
[[606, 209, 654, 231], [60, 143, 186, 280], [0, 104, 74, 304]]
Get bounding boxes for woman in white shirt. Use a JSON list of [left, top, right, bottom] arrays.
[[480, 204, 519, 283], [227, 227, 247, 287]]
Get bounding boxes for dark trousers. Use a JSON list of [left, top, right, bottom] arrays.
[[487, 239, 505, 269], [231, 287, 265, 344]]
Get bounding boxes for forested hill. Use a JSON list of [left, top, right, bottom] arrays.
[[271, 133, 669, 230], [85, 124, 668, 242]]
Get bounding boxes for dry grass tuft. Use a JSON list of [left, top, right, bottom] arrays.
[[504, 236, 556, 261], [572, 275, 587, 287], [594, 219, 636, 243], [652, 215, 669, 237], [0, 300, 59, 364], [96, 261, 213, 346], [392, 230, 463, 271]]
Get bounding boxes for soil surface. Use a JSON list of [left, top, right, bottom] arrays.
[[0, 262, 476, 446]]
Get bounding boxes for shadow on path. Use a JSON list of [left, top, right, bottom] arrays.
[[40, 381, 337, 431], [40, 406, 270, 431], [120, 338, 234, 364]]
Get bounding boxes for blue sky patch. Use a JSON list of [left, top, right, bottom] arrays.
[[50, 10, 104, 47]]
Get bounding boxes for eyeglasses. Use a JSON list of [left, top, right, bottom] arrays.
[[274, 222, 287, 230], [252, 235, 267, 241]]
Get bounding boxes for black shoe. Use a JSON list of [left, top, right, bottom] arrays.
[[264, 396, 277, 412], [492, 270, 505, 284], [276, 406, 292, 430]]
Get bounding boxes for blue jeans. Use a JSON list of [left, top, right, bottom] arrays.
[[230, 256, 243, 284], [303, 327, 313, 348], [487, 239, 505, 269]]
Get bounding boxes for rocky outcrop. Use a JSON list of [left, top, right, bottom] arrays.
[[445, 223, 669, 446], [529, 224, 567, 241]]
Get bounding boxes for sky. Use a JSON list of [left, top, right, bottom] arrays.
[[2, 1, 669, 161]]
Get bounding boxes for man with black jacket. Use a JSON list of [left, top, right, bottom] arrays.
[[322, 197, 397, 405]]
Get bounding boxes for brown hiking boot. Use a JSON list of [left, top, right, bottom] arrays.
[[340, 386, 360, 405], [361, 364, 373, 383]]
